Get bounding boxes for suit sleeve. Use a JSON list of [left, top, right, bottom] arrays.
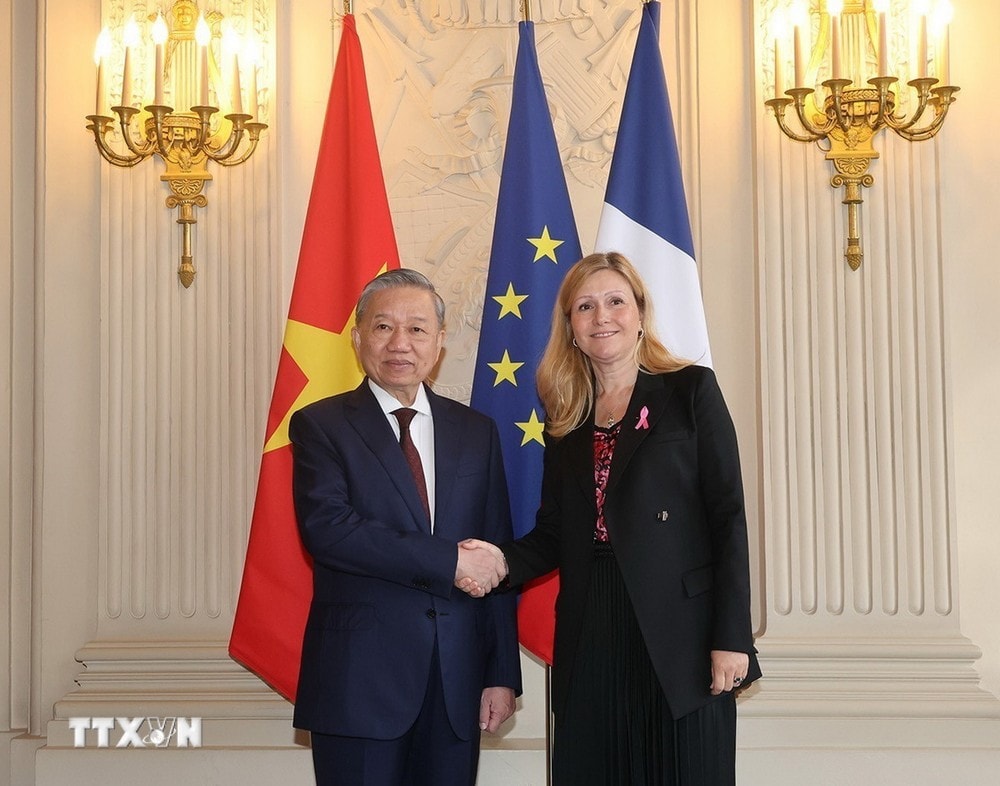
[[693, 369, 756, 654], [289, 405, 458, 600], [481, 420, 523, 693], [501, 437, 562, 586]]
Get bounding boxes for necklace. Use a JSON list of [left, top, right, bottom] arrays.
[[598, 385, 633, 428]]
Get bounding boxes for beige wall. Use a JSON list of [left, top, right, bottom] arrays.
[[3, 1, 999, 784], [945, 0, 1000, 702]]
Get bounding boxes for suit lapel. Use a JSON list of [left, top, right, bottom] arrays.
[[428, 387, 459, 537], [606, 371, 674, 494], [345, 380, 430, 531], [564, 417, 598, 514]]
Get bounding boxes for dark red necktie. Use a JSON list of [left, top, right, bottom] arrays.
[[392, 408, 430, 522]]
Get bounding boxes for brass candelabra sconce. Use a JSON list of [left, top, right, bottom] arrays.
[[85, 0, 266, 287], [765, 0, 958, 271]]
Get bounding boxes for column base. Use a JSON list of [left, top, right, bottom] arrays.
[[37, 638, 548, 784], [745, 634, 1000, 719], [731, 633, 1000, 783], [33, 745, 546, 786]]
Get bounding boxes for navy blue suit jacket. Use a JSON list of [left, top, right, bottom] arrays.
[[289, 380, 521, 740]]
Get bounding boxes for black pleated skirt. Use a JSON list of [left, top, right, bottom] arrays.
[[551, 543, 736, 786]]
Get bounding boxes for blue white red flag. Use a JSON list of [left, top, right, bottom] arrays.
[[595, 0, 712, 368]]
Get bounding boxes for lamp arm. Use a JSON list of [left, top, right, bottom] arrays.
[[145, 106, 175, 159], [789, 89, 837, 139], [766, 97, 829, 143], [882, 79, 936, 133], [892, 106, 949, 141], [890, 86, 958, 141], [775, 113, 828, 143], [828, 95, 850, 133], [867, 77, 898, 130], [203, 123, 247, 163], [114, 108, 156, 159], [87, 117, 146, 167], [213, 137, 259, 167], [188, 106, 218, 159]]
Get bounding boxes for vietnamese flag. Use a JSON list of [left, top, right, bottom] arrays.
[[229, 14, 400, 701]]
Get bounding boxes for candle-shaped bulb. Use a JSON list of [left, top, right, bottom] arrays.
[[931, 0, 954, 84], [94, 26, 112, 64], [151, 14, 167, 106], [94, 27, 112, 116], [791, 5, 808, 89], [121, 17, 140, 108], [123, 17, 141, 46], [196, 14, 211, 107], [222, 26, 242, 113], [151, 13, 168, 45], [934, 0, 955, 24], [195, 14, 211, 46], [828, 0, 843, 80], [914, 1, 930, 79], [874, 0, 889, 77], [772, 9, 788, 97], [243, 32, 260, 118]]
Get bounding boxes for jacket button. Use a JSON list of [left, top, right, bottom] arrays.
[[425, 609, 437, 619]]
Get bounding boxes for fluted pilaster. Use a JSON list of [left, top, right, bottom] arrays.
[[751, 0, 996, 721]]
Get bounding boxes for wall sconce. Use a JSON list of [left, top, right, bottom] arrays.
[[86, 0, 267, 287], [765, 0, 958, 270]]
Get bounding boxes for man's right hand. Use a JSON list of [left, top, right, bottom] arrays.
[[454, 539, 507, 597]]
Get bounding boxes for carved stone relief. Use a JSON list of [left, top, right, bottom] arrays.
[[357, 0, 643, 400]]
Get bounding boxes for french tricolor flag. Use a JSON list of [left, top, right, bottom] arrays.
[[594, 0, 712, 369]]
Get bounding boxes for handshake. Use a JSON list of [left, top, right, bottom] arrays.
[[454, 539, 508, 598]]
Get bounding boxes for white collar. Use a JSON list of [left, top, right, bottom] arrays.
[[367, 378, 432, 418]]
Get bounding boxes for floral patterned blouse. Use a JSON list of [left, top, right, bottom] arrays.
[[593, 422, 621, 542]]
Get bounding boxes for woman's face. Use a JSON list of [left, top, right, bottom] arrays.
[[568, 269, 642, 368]]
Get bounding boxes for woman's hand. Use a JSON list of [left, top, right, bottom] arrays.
[[710, 649, 750, 695]]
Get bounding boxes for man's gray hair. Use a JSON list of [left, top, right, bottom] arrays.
[[355, 268, 446, 328]]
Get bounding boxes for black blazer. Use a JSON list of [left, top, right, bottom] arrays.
[[504, 366, 760, 719], [289, 381, 521, 740]]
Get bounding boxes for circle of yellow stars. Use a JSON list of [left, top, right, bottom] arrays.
[[480, 226, 565, 448]]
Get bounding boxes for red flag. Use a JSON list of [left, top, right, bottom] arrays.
[[229, 15, 400, 701], [516, 573, 558, 664]]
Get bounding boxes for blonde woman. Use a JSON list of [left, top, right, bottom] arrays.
[[467, 252, 760, 784]]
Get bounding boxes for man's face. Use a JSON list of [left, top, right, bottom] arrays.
[[352, 286, 445, 406]]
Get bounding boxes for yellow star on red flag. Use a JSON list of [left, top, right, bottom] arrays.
[[263, 318, 363, 453]]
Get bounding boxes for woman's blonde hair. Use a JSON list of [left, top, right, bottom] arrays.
[[536, 251, 690, 437]]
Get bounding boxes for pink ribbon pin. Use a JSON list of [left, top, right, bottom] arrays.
[[635, 405, 650, 430]]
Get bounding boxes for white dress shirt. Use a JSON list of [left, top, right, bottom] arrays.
[[367, 379, 436, 531]]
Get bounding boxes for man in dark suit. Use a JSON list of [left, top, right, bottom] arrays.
[[289, 269, 521, 786]]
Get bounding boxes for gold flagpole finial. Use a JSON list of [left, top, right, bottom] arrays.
[[521, 0, 531, 22]]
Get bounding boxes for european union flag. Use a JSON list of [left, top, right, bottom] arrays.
[[471, 21, 581, 663]]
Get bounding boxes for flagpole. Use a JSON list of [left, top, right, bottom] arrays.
[[521, 0, 531, 22], [344, 0, 353, 14]]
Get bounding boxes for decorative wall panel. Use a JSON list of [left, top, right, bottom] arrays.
[[97, 0, 277, 630]]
